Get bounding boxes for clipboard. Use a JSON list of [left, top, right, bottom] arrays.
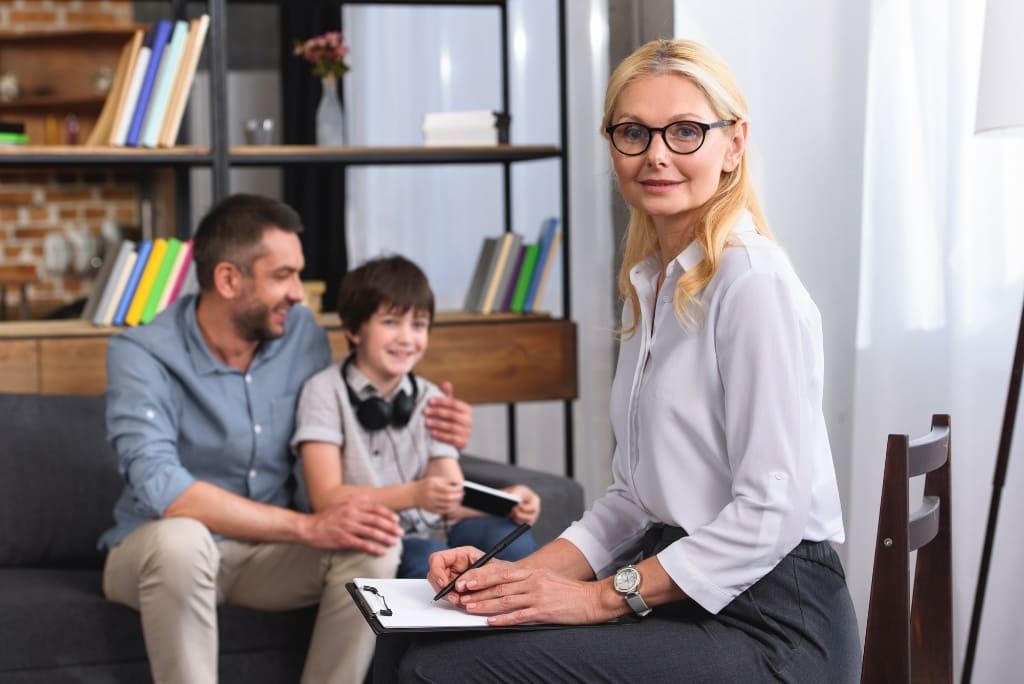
[[347, 579, 638, 635]]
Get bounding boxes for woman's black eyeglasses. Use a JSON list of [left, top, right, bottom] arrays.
[[605, 119, 736, 156]]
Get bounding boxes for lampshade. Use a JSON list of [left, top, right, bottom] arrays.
[[976, 0, 1024, 136]]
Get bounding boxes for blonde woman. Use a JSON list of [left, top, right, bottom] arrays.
[[385, 39, 860, 683]]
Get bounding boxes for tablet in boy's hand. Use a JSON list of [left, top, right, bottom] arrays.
[[461, 480, 521, 516]]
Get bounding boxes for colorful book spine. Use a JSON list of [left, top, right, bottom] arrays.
[[523, 218, 559, 312], [89, 240, 136, 325], [112, 240, 153, 326], [140, 20, 189, 148], [510, 243, 541, 313], [500, 244, 527, 312], [125, 238, 169, 326], [158, 14, 210, 147], [140, 238, 183, 324], [126, 19, 173, 147], [111, 28, 153, 146], [525, 229, 562, 314], [156, 239, 193, 312], [462, 237, 498, 312]]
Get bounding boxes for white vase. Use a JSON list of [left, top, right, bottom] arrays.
[[316, 76, 345, 146]]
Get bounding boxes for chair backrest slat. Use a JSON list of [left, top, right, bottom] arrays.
[[908, 424, 950, 477], [908, 495, 940, 551], [861, 414, 952, 684]]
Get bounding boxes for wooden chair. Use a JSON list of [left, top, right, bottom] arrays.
[[861, 414, 952, 683]]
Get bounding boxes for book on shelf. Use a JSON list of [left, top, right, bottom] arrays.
[[139, 237, 183, 324], [510, 242, 541, 313], [523, 218, 560, 312], [525, 223, 561, 313], [79, 241, 124, 322], [86, 35, 137, 147], [112, 240, 153, 326], [422, 110, 510, 147], [125, 238, 169, 326], [111, 27, 153, 146], [158, 14, 210, 148], [126, 19, 173, 147], [499, 244, 527, 312], [140, 19, 190, 148], [155, 239, 193, 313], [95, 242, 138, 326], [462, 237, 499, 313], [478, 233, 519, 315], [483, 233, 522, 314]]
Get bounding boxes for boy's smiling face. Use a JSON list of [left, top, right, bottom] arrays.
[[347, 303, 430, 393]]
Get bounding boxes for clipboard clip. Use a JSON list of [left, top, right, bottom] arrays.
[[361, 584, 393, 617]]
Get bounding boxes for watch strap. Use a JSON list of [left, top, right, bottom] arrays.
[[625, 591, 652, 617]]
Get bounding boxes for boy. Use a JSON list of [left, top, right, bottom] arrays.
[[291, 255, 540, 578]]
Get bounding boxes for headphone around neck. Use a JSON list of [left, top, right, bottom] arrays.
[[341, 355, 419, 431]]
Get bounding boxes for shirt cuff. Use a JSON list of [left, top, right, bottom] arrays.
[[657, 540, 736, 614]]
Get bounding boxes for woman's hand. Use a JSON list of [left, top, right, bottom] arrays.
[[426, 548, 614, 626], [415, 476, 463, 515], [504, 484, 541, 525]]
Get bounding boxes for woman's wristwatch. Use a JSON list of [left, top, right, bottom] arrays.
[[613, 564, 652, 616]]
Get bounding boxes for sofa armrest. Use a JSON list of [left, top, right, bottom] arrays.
[[459, 454, 583, 545]]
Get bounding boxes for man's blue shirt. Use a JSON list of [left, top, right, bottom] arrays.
[[99, 294, 331, 549]]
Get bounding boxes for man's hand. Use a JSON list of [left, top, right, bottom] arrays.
[[424, 381, 472, 450], [416, 476, 464, 515], [504, 484, 541, 525], [301, 496, 402, 555]]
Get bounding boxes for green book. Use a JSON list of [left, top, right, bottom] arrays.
[[0, 131, 29, 144], [139, 237, 182, 324], [509, 243, 540, 313]]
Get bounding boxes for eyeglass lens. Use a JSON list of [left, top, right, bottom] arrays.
[[611, 121, 706, 155]]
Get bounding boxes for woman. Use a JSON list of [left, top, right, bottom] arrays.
[[387, 39, 861, 683]]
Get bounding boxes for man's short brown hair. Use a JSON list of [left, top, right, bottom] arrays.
[[192, 194, 303, 291]]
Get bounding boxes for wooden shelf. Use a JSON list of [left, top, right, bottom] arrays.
[[0, 145, 212, 166], [0, 27, 141, 43], [0, 316, 577, 404], [227, 144, 561, 166]]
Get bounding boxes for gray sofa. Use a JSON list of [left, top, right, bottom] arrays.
[[0, 392, 584, 683]]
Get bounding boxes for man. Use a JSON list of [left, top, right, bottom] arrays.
[[99, 194, 473, 684]]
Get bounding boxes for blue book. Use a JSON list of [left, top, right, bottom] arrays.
[[126, 19, 173, 146], [524, 218, 559, 313], [141, 20, 189, 148], [112, 240, 153, 326]]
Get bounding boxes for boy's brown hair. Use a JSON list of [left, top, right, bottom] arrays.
[[337, 255, 435, 342]]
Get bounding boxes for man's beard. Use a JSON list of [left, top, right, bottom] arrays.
[[232, 301, 283, 342]]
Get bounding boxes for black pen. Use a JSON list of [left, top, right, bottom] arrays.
[[432, 522, 531, 601]]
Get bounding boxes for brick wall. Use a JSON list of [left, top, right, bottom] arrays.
[[0, 1, 136, 319]]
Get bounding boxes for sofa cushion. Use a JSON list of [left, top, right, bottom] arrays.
[[0, 393, 122, 568], [0, 568, 316, 675]]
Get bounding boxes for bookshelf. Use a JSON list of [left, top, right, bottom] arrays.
[[0, 0, 577, 477]]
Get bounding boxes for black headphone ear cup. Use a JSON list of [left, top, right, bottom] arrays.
[[355, 396, 392, 431], [391, 390, 414, 428]]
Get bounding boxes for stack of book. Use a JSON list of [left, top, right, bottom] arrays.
[[80, 238, 197, 327], [462, 217, 560, 315], [422, 110, 510, 147], [86, 15, 210, 147], [0, 121, 28, 146]]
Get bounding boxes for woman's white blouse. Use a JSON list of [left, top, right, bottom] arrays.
[[560, 211, 845, 614]]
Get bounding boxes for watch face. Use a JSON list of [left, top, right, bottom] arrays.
[[614, 566, 641, 594]]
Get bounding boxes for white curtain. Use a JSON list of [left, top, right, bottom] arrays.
[[847, 0, 1024, 679]]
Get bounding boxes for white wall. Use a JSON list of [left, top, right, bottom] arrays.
[[674, 0, 871, 571]]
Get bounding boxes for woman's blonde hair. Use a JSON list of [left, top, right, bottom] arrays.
[[603, 39, 772, 336]]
